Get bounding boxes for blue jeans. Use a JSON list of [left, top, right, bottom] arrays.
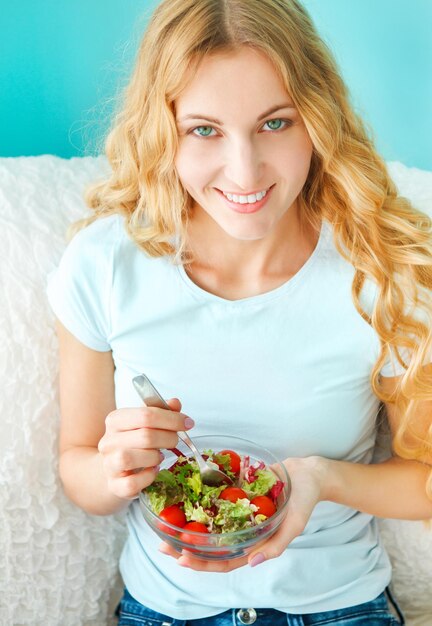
[[116, 587, 404, 625]]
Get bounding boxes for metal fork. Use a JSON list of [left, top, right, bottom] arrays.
[[132, 374, 233, 487]]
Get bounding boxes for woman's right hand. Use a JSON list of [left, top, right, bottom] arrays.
[[97, 398, 193, 500]]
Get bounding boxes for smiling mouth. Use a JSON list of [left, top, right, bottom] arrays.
[[220, 187, 270, 205], [215, 185, 274, 214]]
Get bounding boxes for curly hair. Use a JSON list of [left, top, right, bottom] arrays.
[[76, 0, 432, 498]]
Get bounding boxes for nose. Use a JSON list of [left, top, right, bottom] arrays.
[[223, 136, 263, 191]]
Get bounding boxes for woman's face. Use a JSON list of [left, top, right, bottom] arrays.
[[174, 46, 313, 241]]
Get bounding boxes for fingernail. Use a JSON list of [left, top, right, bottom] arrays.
[[249, 552, 266, 567], [154, 464, 161, 473], [184, 417, 195, 429], [159, 451, 165, 462]]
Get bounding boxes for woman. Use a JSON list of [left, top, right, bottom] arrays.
[[47, 0, 432, 624]]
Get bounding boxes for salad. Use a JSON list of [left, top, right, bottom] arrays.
[[144, 448, 285, 536]]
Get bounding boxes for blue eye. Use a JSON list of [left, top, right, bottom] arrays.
[[192, 126, 215, 137], [263, 119, 291, 131]]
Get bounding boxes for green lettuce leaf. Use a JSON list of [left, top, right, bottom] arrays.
[[242, 469, 277, 497], [213, 498, 256, 532], [184, 501, 212, 524], [146, 491, 168, 516]]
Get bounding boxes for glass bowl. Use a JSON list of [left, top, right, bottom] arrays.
[[138, 435, 291, 560]]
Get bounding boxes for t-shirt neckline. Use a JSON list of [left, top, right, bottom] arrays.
[[176, 220, 329, 306]]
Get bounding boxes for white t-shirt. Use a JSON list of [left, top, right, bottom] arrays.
[[47, 213, 399, 618]]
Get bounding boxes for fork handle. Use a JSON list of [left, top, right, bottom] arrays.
[[132, 374, 198, 459]]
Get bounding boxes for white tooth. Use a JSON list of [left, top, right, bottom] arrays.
[[223, 188, 268, 203]]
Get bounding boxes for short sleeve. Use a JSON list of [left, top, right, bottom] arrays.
[[46, 216, 120, 351]]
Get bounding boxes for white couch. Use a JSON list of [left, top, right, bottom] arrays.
[[1, 155, 431, 625]]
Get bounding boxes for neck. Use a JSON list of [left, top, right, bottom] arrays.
[[184, 203, 318, 282]]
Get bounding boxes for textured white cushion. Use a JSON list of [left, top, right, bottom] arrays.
[[0, 156, 126, 626], [0, 155, 431, 625]]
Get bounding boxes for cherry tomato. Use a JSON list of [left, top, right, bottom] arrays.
[[250, 495, 277, 518], [219, 487, 248, 503], [217, 449, 241, 474], [179, 521, 210, 548], [158, 504, 187, 536], [181, 521, 209, 533]]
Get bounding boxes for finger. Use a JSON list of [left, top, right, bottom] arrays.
[[108, 465, 160, 500], [159, 542, 182, 558], [159, 542, 247, 572], [99, 428, 179, 454], [140, 406, 193, 431], [105, 408, 151, 432], [105, 447, 164, 474], [166, 398, 182, 412], [105, 407, 192, 433], [247, 513, 306, 567], [176, 551, 248, 572]]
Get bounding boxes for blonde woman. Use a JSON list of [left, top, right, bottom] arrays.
[[47, 0, 432, 624]]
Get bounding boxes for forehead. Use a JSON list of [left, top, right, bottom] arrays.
[[175, 47, 293, 120]]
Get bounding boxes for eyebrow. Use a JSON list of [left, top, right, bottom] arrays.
[[177, 103, 296, 125]]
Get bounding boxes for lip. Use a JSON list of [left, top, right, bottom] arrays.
[[216, 185, 274, 214]]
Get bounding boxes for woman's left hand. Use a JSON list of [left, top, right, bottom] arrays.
[[158, 455, 331, 572]]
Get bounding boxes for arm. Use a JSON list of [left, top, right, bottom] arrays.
[[324, 389, 432, 520], [323, 457, 432, 520], [56, 320, 191, 516]]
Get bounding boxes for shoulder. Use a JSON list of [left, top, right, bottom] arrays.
[[47, 214, 128, 350], [50, 213, 132, 301], [67, 213, 124, 257], [60, 213, 134, 277]]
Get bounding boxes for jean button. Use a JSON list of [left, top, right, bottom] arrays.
[[236, 608, 257, 624]]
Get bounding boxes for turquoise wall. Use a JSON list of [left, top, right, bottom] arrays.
[[1, 0, 431, 169]]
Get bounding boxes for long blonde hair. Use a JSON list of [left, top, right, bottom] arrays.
[[79, 0, 432, 497]]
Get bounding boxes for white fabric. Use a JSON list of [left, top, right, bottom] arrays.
[[0, 156, 126, 626], [0, 155, 431, 624]]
